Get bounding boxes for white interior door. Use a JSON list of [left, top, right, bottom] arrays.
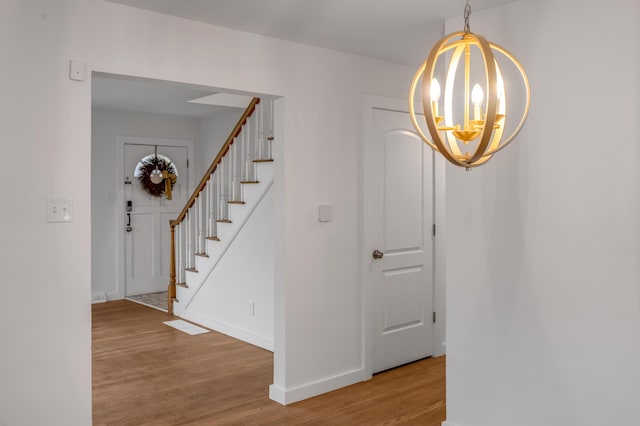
[[123, 143, 189, 296], [365, 107, 435, 373]]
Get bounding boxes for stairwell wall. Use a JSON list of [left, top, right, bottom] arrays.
[[186, 186, 275, 350], [198, 109, 244, 179]]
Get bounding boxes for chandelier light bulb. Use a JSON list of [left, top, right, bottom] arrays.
[[431, 78, 441, 102], [431, 78, 441, 117], [471, 83, 484, 121], [496, 73, 505, 113], [471, 83, 484, 107], [497, 74, 504, 99]]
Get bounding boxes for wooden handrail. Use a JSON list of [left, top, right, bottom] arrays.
[[168, 97, 260, 313], [171, 97, 260, 227]]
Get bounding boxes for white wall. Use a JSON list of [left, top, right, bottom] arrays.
[[198, 109, 243, 177], [187, 186, 274, 349], [0, 0, 416, 423], [444, 1, 640, 425], [91, 108, 201, 300], [0, 1, 92, 425]]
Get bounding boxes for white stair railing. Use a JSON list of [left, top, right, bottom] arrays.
[[168, 97, 274, 312]]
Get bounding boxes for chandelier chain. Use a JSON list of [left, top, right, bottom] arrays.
[[464, 0, 471, 32]]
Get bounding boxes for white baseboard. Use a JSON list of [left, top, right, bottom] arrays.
[[91, 290, 124, 303], [269, 367, 364, 405], [91, 291, 107, 304], [433, 340, 447, 357], [106, 291, 119, 301], [442, 421, 459, 426], [180, 310, 273, 352], [268, 384, 286, 404]]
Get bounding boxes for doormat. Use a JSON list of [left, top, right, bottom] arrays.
[[163, 319, 210, 336], [126, 291, 168, 312]]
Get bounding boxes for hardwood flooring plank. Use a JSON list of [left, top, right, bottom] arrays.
[[93, 300, 445, 425]]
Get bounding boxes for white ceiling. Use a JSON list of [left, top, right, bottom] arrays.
[[94, 0, 517, 118], [105, 0, 516, 66], [92, 74, 245, 118]]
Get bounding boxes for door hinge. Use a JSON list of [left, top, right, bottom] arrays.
[[432, 224, 436, 236], [433, 312, 436, 323]]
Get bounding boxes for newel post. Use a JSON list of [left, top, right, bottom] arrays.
[[168, 221, 177, 315]]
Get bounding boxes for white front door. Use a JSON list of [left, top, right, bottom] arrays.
[[365, 107, 435, 373], [123, 143, 190, 296]]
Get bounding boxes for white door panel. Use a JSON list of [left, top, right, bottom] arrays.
[[383, 132, 424, 252], [124, 143, 189, 296], [368, 108, 435, 373]]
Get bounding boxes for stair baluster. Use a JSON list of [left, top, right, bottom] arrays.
[[193, 199, 199, 255], [246, 115, 256, 181], [197, 197, 203, 255], [254, 112, 259, 174], [256, 102, 264, 160], [240, 127, 246, 194], [226, 151, 233, 207], [211, 173, 218, 237], [267, 99, 274, 160], [205, 173, 212, 238], [231, 140, 239, 202], [176, 222, 182, 283], [190, 209, 196, 267], [185, 212, 191, 270], [220, 162, 227, 220]]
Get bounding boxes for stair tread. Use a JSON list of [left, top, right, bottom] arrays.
[[205, 236, 220, 241], [176, 282, 188, 288], [195, 252, 209, 258], [228, 200, 246, 204], [240, 180, 260, 184], [185, 267, 198, 273], [216, 219, 232, 223], [253, 159, 274, 163]]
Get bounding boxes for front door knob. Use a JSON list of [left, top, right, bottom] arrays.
[[372, 249, 384, 259]]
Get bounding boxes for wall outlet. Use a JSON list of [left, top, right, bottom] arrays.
[[249, 301, 255, 316]]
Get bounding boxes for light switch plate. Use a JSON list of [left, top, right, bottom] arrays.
[[318, 204, 332, 222], [46, 197, 73, 223]]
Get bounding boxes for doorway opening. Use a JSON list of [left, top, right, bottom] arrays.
[[90, 72, 281, 406]]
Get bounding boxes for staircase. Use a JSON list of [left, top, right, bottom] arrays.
[[167, 97, 275, 350]]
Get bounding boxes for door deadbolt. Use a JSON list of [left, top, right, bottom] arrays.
[[372, 249, 384, 259]]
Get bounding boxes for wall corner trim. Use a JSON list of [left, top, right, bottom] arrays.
[[269, 368, 365, 405]]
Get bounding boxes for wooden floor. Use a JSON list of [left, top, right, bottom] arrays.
[[93, 301, 446, 425]]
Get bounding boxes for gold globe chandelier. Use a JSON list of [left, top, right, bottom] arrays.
[[409, 1, 530, 169]]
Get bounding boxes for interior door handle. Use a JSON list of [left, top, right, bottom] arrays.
[[126, 213, 132, 232], [372, 249, 384, 260]]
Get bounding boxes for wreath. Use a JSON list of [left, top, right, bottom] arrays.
[[137, 156, 178, 200]]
